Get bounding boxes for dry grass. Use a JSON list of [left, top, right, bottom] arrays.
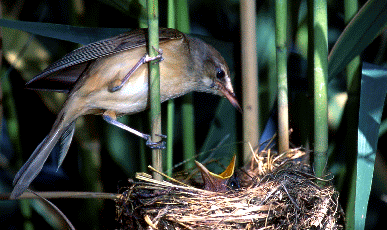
[[116, 148, 344, 229]]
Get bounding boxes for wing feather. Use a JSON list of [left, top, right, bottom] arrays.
[[26, 28, 183, 92]]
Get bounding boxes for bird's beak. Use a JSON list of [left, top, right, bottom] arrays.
[[216, 81, 242, 113], [195, 155, 237, 192]]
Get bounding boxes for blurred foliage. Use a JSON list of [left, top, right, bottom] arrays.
[[0, 0, 387, 229]]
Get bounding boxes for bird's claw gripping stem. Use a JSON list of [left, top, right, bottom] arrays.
[[109, 47, 164, 92], [144, 134, 167, 149]]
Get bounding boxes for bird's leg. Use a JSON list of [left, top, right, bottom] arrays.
[[102, 111, 166, 149], [109, 48, 164, 92], [148, 47, 164, 64]]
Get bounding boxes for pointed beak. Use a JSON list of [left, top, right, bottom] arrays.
[[216, 82, 242, 113], [195, 155, 237, 192]]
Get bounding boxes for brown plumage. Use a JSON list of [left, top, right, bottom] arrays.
[[11, 28, 240, 199]]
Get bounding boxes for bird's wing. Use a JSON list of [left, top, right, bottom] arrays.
[[26, 28, 184, 92]]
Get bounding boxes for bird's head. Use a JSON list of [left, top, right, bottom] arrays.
[[188, 36, 242, 112]]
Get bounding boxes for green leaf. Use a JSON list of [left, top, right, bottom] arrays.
[[328, 0, 387, 81], [200, 98, 237, 172], [0, 19, 127, 45], [352, 62, 387, 229], [105, 116, 140, 175]]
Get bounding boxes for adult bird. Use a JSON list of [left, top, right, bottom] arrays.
[[11, 28, 240, 199]]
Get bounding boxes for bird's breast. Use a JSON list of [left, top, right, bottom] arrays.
[[73, 47, 149, 115]]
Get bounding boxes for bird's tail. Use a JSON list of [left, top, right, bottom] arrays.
[[10, 107, 77, 199]]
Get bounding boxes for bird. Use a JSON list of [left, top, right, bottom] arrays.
[[195, 155, 239, 192], [10, 28, 241, 199]]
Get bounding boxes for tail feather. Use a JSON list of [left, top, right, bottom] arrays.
[[11, 121, 69, 199], [58, 121, 76, 169]]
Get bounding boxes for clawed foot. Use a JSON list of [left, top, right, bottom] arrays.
[[144, 47, 164, 64], [145, 134, 167, 149], [109, 48, 164, 92]]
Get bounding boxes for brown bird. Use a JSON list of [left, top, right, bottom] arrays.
[[11, 28, 240, 199]]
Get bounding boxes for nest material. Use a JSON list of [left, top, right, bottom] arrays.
[[116, 149, 344, 229]]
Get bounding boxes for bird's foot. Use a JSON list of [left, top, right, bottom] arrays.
[[144, 47, 164, 64], [108, 48, 164, 92], [145, 134, 167, 149]]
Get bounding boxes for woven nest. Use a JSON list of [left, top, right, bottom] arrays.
[[115, 149, 345, 229]]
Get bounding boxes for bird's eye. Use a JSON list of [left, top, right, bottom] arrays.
[[216, 68, 225, 80]]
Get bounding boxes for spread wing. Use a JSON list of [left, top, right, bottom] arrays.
[[26, 28, 184, 92]]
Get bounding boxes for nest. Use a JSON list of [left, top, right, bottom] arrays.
[[116, 149, 345, 229]]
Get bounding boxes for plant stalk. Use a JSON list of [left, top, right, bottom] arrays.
[[308, 0, 328, 179], [166, 0, 176, 176], [240, 0, 259, 164], [344, 0, 361, 228], [275, 0, 289, 154], [147, 0, 162, 181]]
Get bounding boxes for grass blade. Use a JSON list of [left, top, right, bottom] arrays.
[[328, 0, 387, 80], [352, 62, 387, 229], [0, 19, 127, 44]]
